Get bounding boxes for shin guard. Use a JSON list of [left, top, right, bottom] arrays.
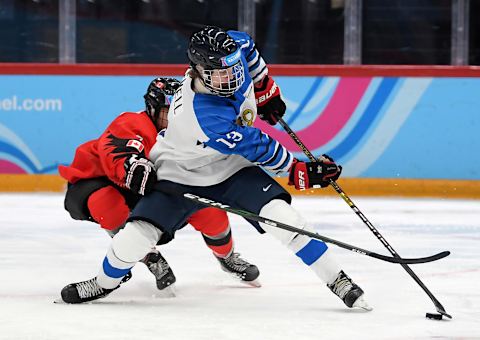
[[97, 220, 162, 289], [259, 199, 341, 284]]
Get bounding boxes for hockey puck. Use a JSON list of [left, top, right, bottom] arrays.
[[425, 313, 443, 320]]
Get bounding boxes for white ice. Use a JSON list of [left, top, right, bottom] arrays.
[[0, 193, 479, 340]]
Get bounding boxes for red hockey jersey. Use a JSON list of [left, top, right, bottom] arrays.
[[59, 111, 158, 188]]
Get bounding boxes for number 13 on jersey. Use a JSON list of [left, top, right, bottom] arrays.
[[216, 131, 243, 149]]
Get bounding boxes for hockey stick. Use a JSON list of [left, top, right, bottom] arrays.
[[178, 192, 448, 265], [276, 117, 452, 319]]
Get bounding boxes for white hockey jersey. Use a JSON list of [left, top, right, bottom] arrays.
[[150, 30, 293, 186]]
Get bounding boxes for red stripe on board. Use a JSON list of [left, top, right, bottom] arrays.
[[1, 63, 480, 77], [0, 63, 188, 75], [268, 65, 480, 77]]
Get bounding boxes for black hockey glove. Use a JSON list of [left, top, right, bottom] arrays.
[[254, 75, 286, 125], [288, 154, 342, 190], [124, 154, 156, 195]]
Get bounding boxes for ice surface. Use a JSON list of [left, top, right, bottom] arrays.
[[0, 193, 479, 340]]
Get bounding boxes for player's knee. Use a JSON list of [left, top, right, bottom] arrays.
[[189, 207, 229, 235], [259, 199, 308, 245], [64, 178, 112, 221], [112, 220, 162, 263], [87, 186, 130, 230]]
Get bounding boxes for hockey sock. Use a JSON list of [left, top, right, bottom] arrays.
[[188, 207, 233, 258], [202, 225, 234, 258], [259, 199, 341, 284], [97, 220, 163, 289]]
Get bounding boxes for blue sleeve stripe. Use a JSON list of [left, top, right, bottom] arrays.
[[247, 53, 260, 67], [262, 143, 282, 166], [270, 154, 293, 173], [264, 151, 288, 171], [102, 257, 132, 279], [254, 149, 275, 165], [250, 60, 266, 76], [254, 144, 270, 163], [270, 151, 293, 171], [246, 46, 256, 60], [251, 136, 274, 163], [251, 64, 268, 83], [247, 51, 258, 64], [265, 146, 287, 168], [249, 58, 262, 73], [296, 239, 328, 266]]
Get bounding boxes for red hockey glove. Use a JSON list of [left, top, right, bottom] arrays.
[[288, 155, 342, 190], [124, 155, 156, 195], [254, 75, 286, 125]]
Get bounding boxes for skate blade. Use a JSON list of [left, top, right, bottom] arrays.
[[218, 262, 262, 287], [352, 296, 373, 311], [243, 279, 262, 288], [53, 298, 101, 305], [155, 285, 176, 298], [222, 270, 262, 287]]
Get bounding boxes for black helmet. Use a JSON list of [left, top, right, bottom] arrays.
[[188, 26, 239, 69], [187, 26, 245, 96], [144, 77, 181, 121]]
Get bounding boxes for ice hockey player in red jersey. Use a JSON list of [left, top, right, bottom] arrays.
[[59, 77, 259, 293]]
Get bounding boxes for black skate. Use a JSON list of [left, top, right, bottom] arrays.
[[121, 271, 132, 284], [216, 252, 260, 286], [61, 277, 118, 304], [141, 250, 176, 290], [327, 270, 372, 311]]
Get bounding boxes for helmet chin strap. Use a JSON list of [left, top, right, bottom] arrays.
[[155, 108, 168, 130], [189, 67, 215, 95], [194, 78, 212, 95]]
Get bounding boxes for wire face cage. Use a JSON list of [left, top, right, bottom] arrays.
[[201, 62, 245, 96]]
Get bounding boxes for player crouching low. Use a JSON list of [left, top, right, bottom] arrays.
[[58, 78, 260, 304]]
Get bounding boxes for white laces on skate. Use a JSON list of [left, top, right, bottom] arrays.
[[144, 251, 170, 278], [216, 252, 260, 285], [328, 271, 373, 311], [223, 253, 250, 271], [76, 279, 104, 299], [329, 275, 353, 300], [153, 260, 170, 278]]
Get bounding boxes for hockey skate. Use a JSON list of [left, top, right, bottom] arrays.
[[327, 270, 372, 311], [216, 252, 261, 287], [60, 277, 119, 304], [141, 250, 176, 290]]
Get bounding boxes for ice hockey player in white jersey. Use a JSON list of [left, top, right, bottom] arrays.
[[60, 26, 371, 311]]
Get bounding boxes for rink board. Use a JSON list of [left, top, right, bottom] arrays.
[[1, 174, 479, 199], [1, 64, 479, 196]]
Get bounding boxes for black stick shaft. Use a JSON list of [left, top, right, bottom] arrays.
[[277, 117, 451, 318], [181, 193, 448, 265]]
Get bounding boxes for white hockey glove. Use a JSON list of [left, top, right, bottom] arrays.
[[124, 154, 156, 195]]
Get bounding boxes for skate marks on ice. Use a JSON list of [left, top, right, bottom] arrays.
[[0, 194, 479, 339]]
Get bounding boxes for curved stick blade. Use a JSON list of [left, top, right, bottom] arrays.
[[372, 251, 450, 264]]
